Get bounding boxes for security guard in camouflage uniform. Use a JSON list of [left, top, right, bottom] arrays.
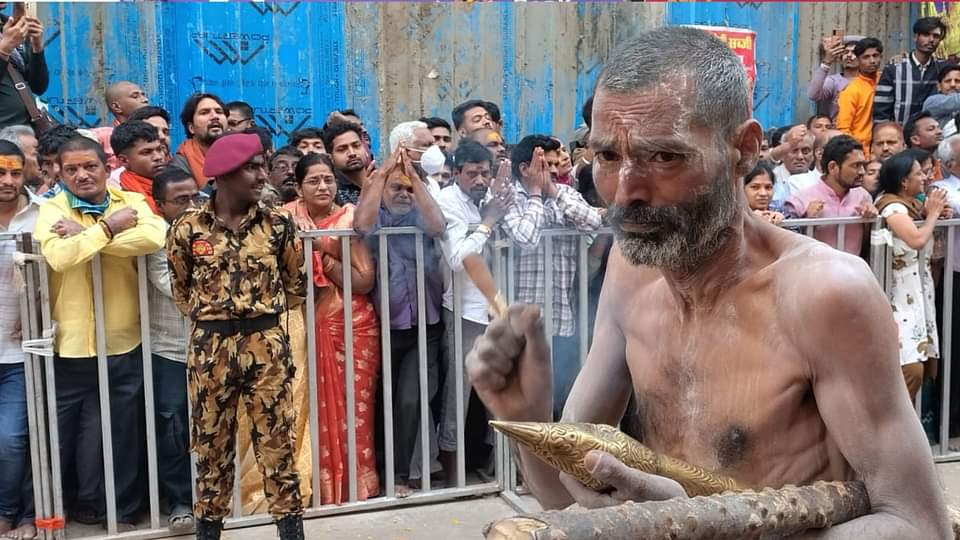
[[166, 132, 305, 540]]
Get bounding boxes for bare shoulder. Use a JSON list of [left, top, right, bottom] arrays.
[[773, 235, 882, 307], [767, 233, 894, 361]]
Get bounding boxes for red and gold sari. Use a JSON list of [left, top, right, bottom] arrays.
[[284, 200, 380, 504]]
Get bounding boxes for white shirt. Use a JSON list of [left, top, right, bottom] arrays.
[[436, 185, 491, 324], [0, 191, 43, 364], [772, 164, 792, 207], [933, 174, 960, 272], [783, 170, 822, 202]]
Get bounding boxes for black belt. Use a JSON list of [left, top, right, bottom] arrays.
[[195, 314, 279, 336]]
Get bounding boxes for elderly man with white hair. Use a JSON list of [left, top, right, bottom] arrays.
[[388, 120, 441, 196]]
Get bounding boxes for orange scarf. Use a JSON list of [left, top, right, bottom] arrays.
[[119, 169, 159, 215], [176, 139, 210, 188]]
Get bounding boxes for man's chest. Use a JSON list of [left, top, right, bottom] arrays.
[[622, 302, 812, 472], [188, 224, 278, 276]]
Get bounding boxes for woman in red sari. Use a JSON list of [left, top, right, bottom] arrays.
[[283, 153, 380, 504]]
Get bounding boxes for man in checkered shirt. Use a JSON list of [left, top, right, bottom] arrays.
[[500, 135, 602, 419]]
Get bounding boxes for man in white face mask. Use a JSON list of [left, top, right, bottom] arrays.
[[389, 121, 443, 197], [420, 144, 452, 193]]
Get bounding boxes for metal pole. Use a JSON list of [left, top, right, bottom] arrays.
[[452, 270, 466, 488], [18, 235, 49, 540], [341, 235, 358, 503], [414, 233, 431, 492], [303, 237, 321, 507], [136, 256, 160, 529], [35, 255, 64, 540], [91, 254, 118, 534], [377, 233, 395, 499], [941, 225, 955, 456], [836, 223, 846, 251], [506, 242, 516, 303], [578, 235, 589, 366]]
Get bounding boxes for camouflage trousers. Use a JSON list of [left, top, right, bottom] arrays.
[[187, 324, 302, 520]]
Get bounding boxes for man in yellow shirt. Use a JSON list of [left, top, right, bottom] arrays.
[[33, 136, 165, 532], [836, 38, 884, 153]]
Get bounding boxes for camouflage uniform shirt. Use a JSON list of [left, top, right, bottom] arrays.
[[166, 197, 306, 321]]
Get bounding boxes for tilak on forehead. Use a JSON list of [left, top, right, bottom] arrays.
[[0, 156, 24, 170]]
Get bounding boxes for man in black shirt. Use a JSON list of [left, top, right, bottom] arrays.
[[0, 11, 47, 129]]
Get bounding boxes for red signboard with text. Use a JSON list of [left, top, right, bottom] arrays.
[[688, 25, 757, 89]]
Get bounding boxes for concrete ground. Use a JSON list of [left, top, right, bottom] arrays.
[[62, 462, 960, 539]]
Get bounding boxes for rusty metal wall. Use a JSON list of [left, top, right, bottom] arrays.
[[34, 2, 915, 155]]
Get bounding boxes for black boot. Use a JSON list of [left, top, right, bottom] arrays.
[[276, 514, 304, 540], [195, 518, 222, 540]]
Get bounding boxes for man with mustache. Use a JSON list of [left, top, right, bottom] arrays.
[[785, 135, 877, 256], [34, 135, 165, 533], [322, 121, 370, 205], [467, 27, 948, 538], [171, 93, 227, 189], [435, 139, 510, 483], [263, 145, 302, 206], [871, 121, 905, 161]]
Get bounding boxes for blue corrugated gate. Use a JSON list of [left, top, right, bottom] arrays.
[[35, 2, 915, 151]]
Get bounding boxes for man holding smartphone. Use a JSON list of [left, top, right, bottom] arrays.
[[0, 3, 47, 130]]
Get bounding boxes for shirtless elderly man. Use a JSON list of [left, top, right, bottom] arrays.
[[467, 26, 949, 538]]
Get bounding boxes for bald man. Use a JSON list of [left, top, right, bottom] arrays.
[[105, 81, 149, 126], [95, 82, 149, 175]]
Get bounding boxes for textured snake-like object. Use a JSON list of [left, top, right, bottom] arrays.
[[490, 421, 742, 496]]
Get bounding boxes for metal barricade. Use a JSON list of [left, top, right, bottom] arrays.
[[10, 214, 960, 538]]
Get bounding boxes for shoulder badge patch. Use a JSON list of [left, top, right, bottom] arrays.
[[191, 239, 214, 257]]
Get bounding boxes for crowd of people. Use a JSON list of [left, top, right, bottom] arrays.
[[1, 9, 960, 540]]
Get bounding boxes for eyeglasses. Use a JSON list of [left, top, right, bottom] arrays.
[[159, 193, 205, 206], [302, 176, 336, 188]]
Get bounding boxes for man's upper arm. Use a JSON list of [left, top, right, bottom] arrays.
[[792, 257, 949, 538], [165, 220, 193, 316], [146, 248, 174, 299], [562, 245, 632, 425]]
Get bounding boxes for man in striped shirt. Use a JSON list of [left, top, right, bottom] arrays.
[[499, 135, 602, 418], [873, 17, 947, 125]]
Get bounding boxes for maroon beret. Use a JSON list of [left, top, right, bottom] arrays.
[[202, 133, 263, 177]]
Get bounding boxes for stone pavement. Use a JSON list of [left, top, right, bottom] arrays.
[[63, 462, 960, 539]]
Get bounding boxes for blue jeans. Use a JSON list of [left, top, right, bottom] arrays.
[[0, 363, 34, 525], [152, 355, 192, 511]]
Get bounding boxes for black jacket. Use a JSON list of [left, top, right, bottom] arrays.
[[872, 53, 945, 124], [0, 13, 49, 129]]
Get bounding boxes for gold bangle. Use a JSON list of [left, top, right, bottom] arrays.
[[476, 224, 491, 235]]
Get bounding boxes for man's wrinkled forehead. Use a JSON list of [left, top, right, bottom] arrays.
[[590, 85, 704, 152], [592, 82, 699, 131]]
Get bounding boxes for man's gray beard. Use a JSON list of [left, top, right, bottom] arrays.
[[608, 168, 738, 274]]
